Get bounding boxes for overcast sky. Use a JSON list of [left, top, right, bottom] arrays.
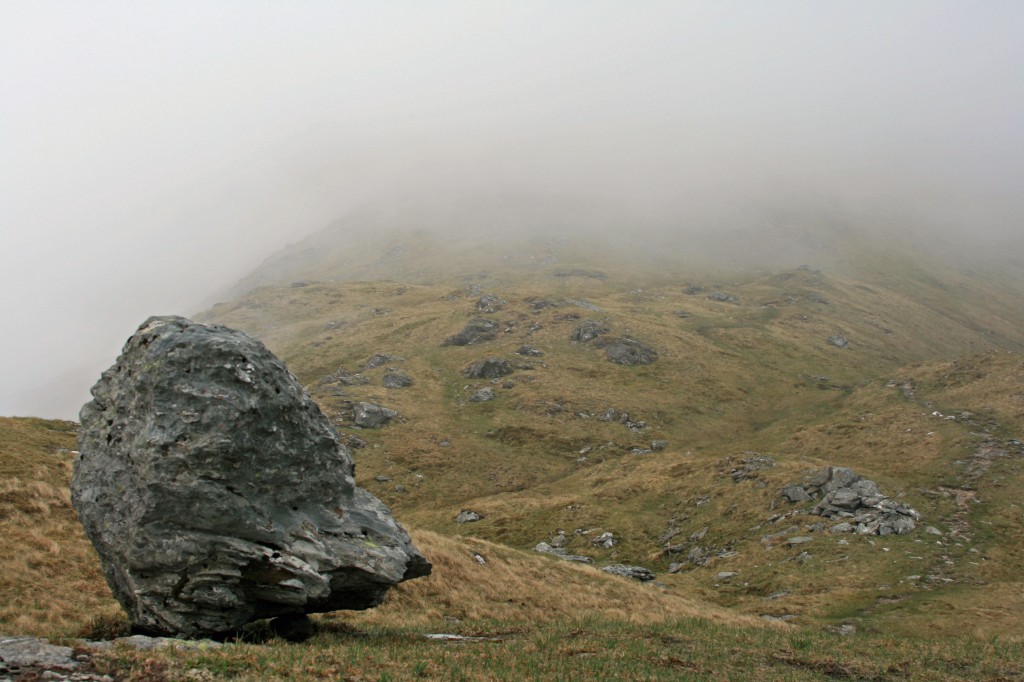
[[2, 1, 1022, 419]]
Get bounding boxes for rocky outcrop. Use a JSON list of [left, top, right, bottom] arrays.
[[469, 387, 495, 402], [441, 318, 499, 346], [72, 316, 430, 639], [595, 337, 658, 365], [570, 320, 610, 343], [351, 401, 399, 428], [382, 369, 413, 388], [827, 335, 849, 348], [462, 358, 514, 379], [475, 295, 506, 313], [601, 564, 655, 581], [782, 467, 921, 536]]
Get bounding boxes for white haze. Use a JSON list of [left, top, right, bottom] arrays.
[[1, 1, 1022, 419]]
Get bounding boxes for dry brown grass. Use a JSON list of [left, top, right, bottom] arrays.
[[0, 417, 120, 637]]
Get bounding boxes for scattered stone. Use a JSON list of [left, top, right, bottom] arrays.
[[827, 335, 849, 348], [707, 292, 739, 304], [550, 531, 567, 548], [650, 440, 669, 451], [462, 358, 514, 379], [363, 353, 400, 370], [533, 542, 592, 563], [341, 434, 368, 449], [787, 536, 814, 545], [829, 523, 855, 534], [352, 401, 400, 428], [72, 316, 430, 639], [529, 298, 560, 312], [382, 369, 413, 388], [321, 369, 370, 386], [728, 454, 776, 483], [469, 387, 495, 402], [517, 345, 544, 357], [925, 526, 943, 536], [592, 532, 616, 549], [602, 564, 656, 581], [455, 510, 481, 524], [683, 285, 705, 295], [715, 571, 738, 581], [374, 475, 392, 482], [667, 563, 684, 574], [595, 337, 658, 365], [475, 295, 507, 313], [571, 320, 611, 343], [673, 310, 692, 318], [442, 318, 500, 346]]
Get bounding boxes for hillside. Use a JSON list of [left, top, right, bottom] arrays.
[[195, 218, 1024, 640], [4, 203, 1024, 679]]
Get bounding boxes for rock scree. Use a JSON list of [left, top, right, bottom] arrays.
[[71, 316, 431, 639]]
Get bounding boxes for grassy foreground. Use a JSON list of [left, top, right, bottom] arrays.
[[2, 417, 1023, 680]]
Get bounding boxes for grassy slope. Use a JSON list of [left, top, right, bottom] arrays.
[[5, 215, 1024, 679], [194, 232, 1024, 643]]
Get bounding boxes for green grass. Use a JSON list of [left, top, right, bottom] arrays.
[[89, 616, 1024, 681]]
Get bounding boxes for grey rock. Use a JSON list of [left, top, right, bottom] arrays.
[[602, 564, 656, 581], [827, 335, 849, 348], [715, 571, 738, 580], [683, 285, 705, 295], [730, 454, 775, 482], [667, 562, 684, 574], [455, 510, 481, 524], [650, 440, 669, 451], [462, 358, 514, 379], [849, 479, 880, 498], [595, 337, 658, 365], [72, 316, 430, 639], [382, 369, 413, 388], [374, 475, 392, 483], [0, 637, 78, 670], [321, 369, 370, 386], [469, 387, 495, 402], [925, 526, 943, 536], [781, 485, 812, 502], [829, 523, 855, 534], [442, 318, 500, 346], [571, 320, 611, 343], [592, 532, 616, 549], [353, 402, 399, 428], [550, 531, 567, 548], [517, 345, 544, 357], [363, 354, 400, 370], [707, 292, 739, 304], [786, 536, 814, 545], [829, 490, 863, 510], [475, 295, 507, 313]]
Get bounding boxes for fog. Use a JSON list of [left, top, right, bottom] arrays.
[[2, 1, 1022, 419]]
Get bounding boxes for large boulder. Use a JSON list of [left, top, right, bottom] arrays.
[[71, 316, 430, 639]]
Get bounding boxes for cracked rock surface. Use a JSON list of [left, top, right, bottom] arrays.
[[72, 316, 430, 639]]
